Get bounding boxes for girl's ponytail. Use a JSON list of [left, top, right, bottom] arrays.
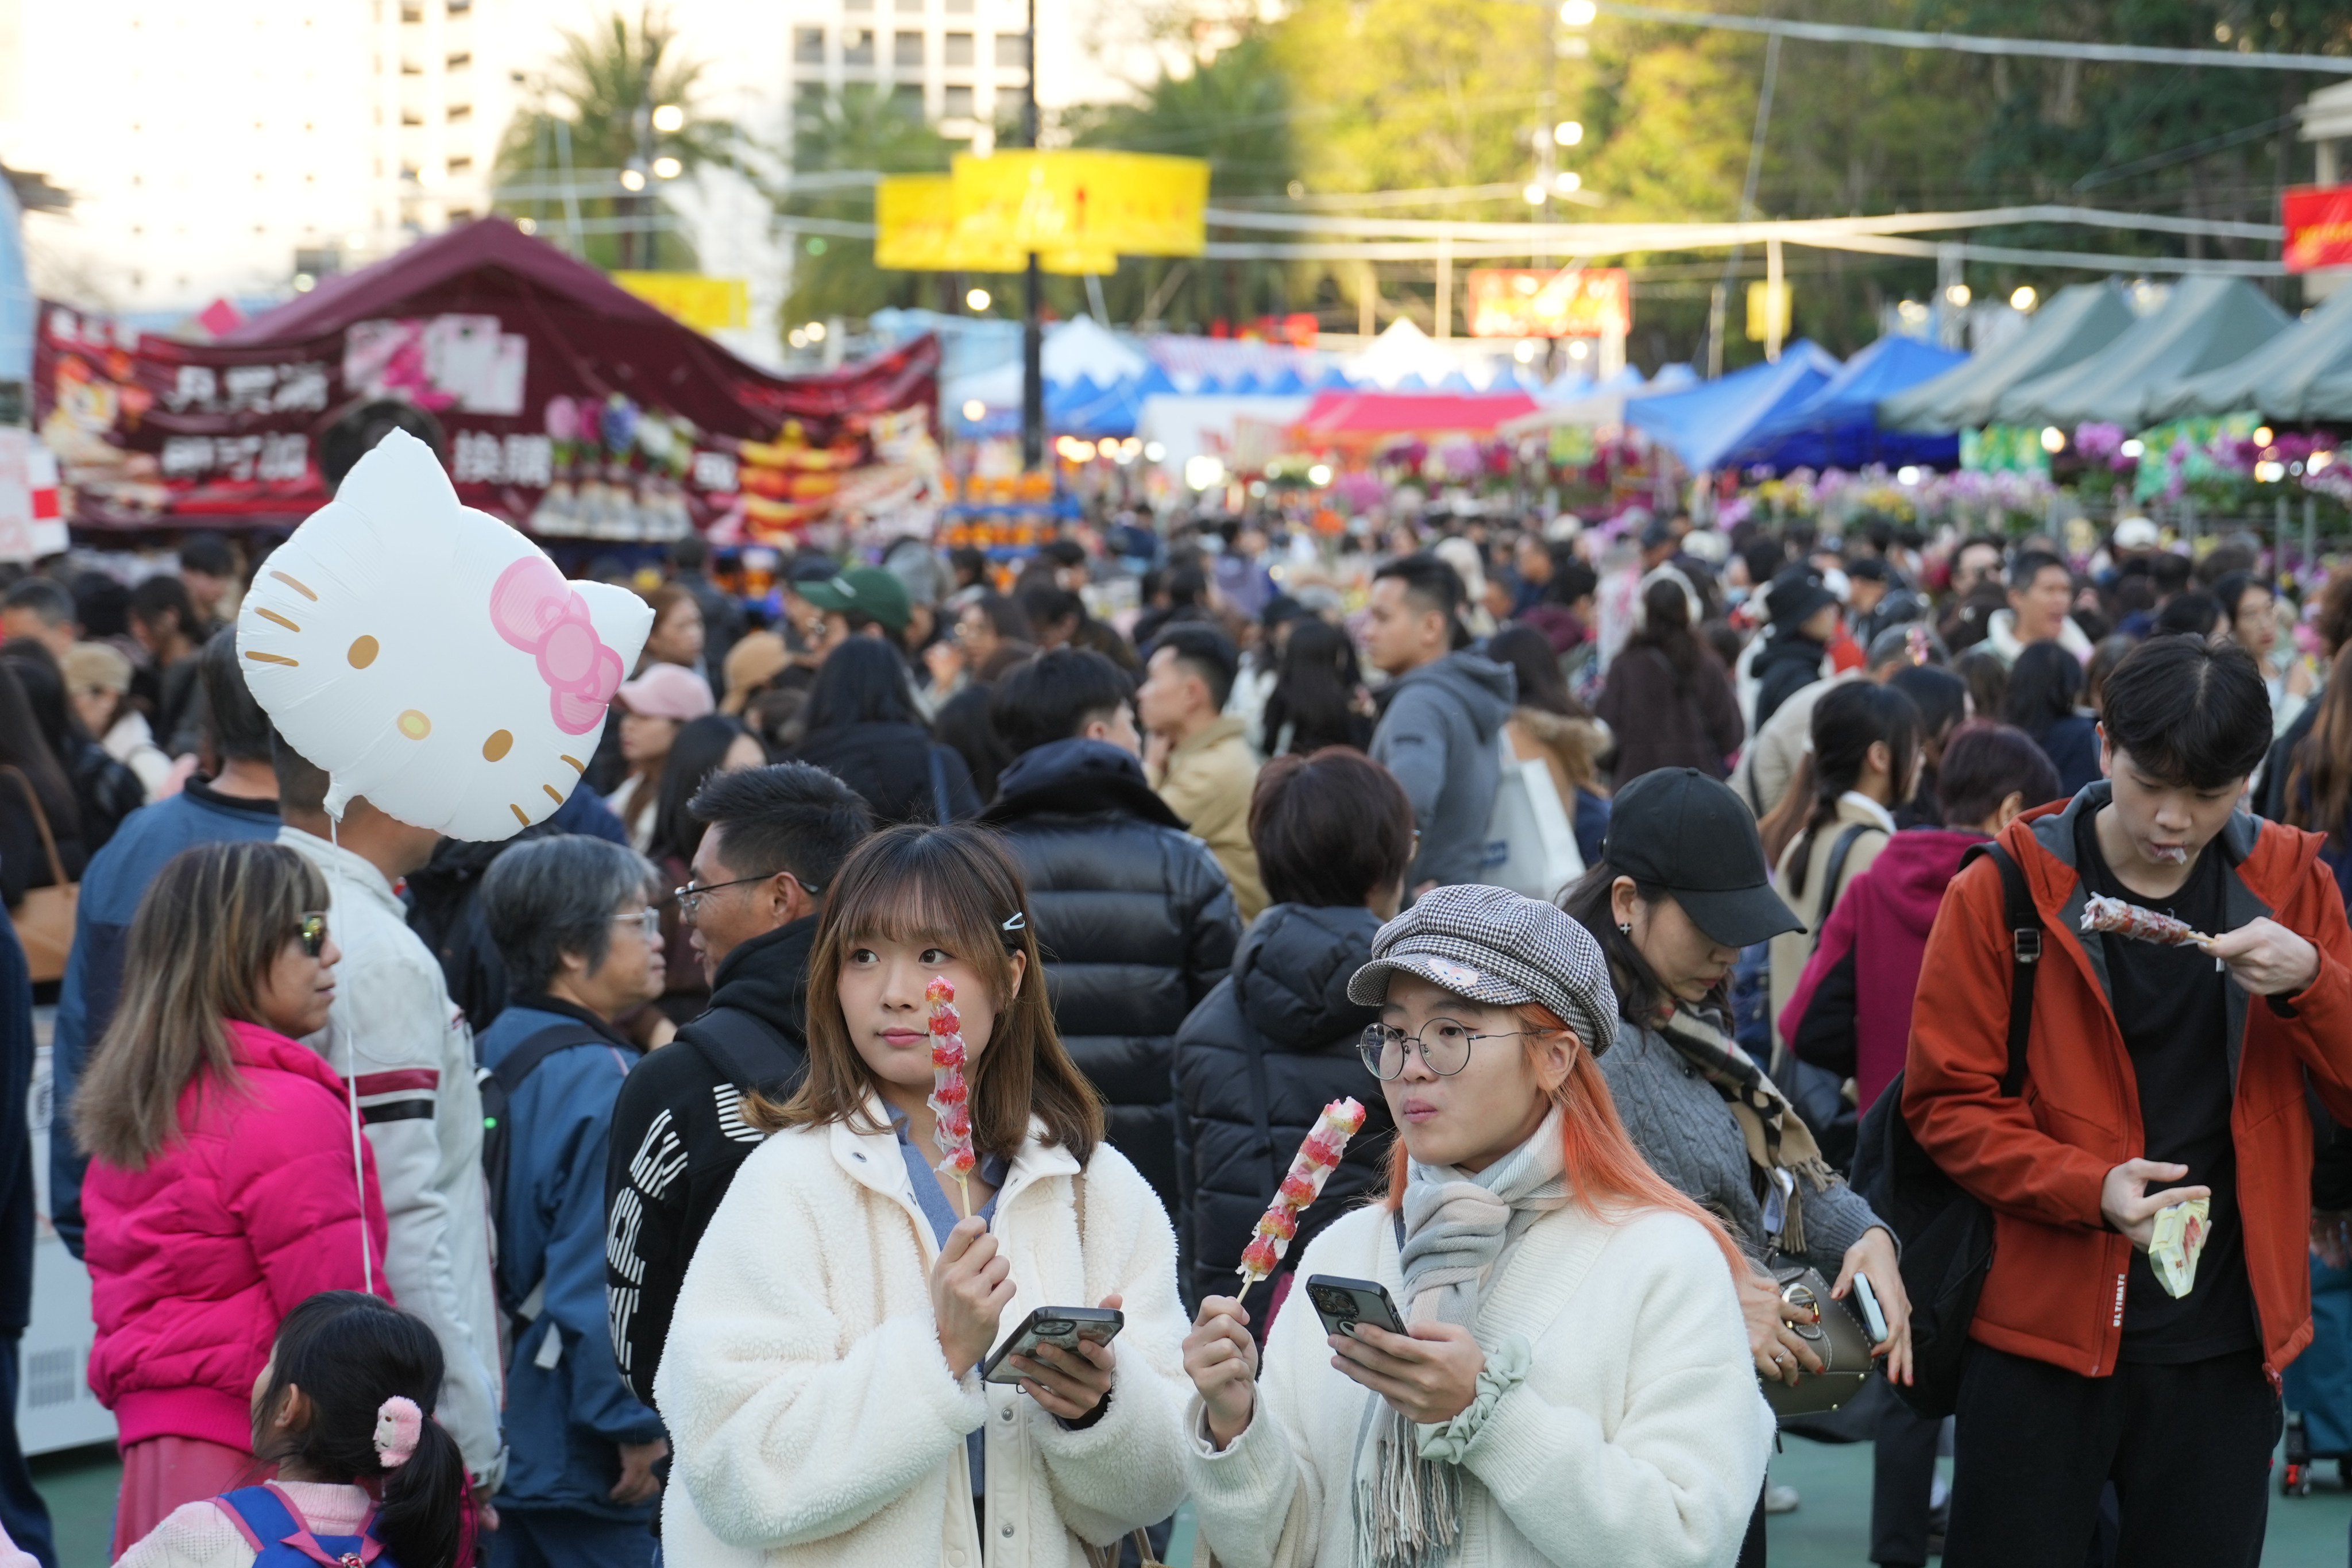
[[252, 1292, 468, 1568], [376, 1404, 470, 1568]]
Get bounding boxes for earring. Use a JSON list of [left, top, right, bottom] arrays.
[[1617, 921, 1633, 934]]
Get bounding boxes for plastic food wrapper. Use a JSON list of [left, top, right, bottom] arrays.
[[1238, 1097, 1366, 1286], [2149, 1195, 2211, 1299], [2081, 893, 2209, 949], [926, 976, 976, 1214]]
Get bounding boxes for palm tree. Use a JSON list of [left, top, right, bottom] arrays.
[[1071, 30, 1301, 330], [768, 87, 955, 325], [495, 8, 739, 270]]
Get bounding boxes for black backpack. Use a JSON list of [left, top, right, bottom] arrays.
[[1850, 840, 2038, 1420], [478, 1022, 608, 1318]]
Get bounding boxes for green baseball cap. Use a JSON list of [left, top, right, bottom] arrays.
[[800, 566, 912, 634]]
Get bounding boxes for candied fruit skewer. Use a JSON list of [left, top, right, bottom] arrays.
[[1237, 1097, 1367, 1289], [926, 976, 976, 1216]]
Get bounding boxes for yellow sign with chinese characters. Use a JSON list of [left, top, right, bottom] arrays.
[[611, 272, 751, 333], [874, 152, 1207, 275], [874, 173, 1110, 274], [875, 176, 1006, 271], [951, 150, 1207, 260]]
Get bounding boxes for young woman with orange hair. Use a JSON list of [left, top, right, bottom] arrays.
[[1181, 882, 1771, 1568]]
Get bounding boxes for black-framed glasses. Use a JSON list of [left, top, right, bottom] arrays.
[[671, 872, 820, 920], [1357, 1020, 1529, 1081], [295, 912, 329, 960]]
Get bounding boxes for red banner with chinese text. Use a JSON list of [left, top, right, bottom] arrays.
[[2284, 186, 2352, 274]]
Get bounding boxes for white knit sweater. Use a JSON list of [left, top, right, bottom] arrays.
[[1184, 1198, 1774, 1568], [658, 1105, 1192, 1567]]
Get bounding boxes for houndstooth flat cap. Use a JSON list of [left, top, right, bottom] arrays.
[[1346, 883, 1619, 1059]]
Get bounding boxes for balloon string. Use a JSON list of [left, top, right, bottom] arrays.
[[330, 813, 376, 1297]]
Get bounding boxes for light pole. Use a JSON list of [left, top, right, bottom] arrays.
[[1021, 0, 1044, 473]]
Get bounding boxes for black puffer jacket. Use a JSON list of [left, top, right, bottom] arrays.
[[1173, 903, 1395, 1308], [980, 739, 1239, 1215]]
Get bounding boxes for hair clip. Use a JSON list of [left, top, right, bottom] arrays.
[[373, 1396, 423, 1470], [1001, 910, 1028, 934]]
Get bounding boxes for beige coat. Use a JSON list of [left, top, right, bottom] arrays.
[[1768, 793, 1893, 1048], [1506, 706, 1609, 817], [1153, 716, 1266, 922]]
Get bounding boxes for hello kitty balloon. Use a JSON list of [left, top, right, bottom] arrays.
[[237, 429, 654, 841]]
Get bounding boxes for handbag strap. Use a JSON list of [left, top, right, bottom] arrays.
[[1808, 821, 1879, 953], [0, 766, 68, 888]]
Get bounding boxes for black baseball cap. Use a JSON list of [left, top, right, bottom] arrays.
[[1767, 566, 1837, 628], [1602, 768, 1802, 948]]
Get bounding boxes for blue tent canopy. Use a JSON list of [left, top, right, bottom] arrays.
[[1049, 375, 1144, 439], [1720, 335, 1968, 472], [1625, 343, 1841, 471]]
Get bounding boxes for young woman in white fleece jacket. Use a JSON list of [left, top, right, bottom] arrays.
[[656, 823, 1192, 1568], [1182, 884, 1775, 1568]]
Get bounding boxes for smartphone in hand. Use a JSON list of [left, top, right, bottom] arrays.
[[1304, 1275, 1407, 1339], [979, 1306, 1125, 1386]]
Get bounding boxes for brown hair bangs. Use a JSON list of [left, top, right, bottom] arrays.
[[749, 823, 1103, 1166]]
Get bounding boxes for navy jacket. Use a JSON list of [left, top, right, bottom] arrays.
[[50, 780, 279, 1257], [480, 996, 666, 1519]]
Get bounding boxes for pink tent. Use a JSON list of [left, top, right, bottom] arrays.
[[1293, 389, 1539, 438]]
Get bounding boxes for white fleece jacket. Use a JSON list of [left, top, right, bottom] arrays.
[[658, 1104, 1192, 1568], [1184, 1198, 1774, 1568]]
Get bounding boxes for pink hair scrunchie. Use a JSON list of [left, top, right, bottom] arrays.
[[373, 1396, 424, 1470]]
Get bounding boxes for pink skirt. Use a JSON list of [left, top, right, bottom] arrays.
[[112, 1435, 269, 1559]]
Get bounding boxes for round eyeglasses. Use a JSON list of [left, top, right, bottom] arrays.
[[1357, 1021, 1530, 1081], [671, 871, 823, 922]]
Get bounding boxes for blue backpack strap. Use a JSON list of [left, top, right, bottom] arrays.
[[210, 1485, 388, 1567]]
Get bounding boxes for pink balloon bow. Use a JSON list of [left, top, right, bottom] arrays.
[[489, 557, 624, 735], [372, 1396, 423, 1470]]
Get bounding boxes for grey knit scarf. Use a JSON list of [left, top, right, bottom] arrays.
[[1351, 1109, 1570, 1568]]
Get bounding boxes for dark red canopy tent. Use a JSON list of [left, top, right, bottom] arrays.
[[36, 218, 938, 538]]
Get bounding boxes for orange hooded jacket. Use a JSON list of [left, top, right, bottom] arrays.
[[1904, 783, 2352, 1379]]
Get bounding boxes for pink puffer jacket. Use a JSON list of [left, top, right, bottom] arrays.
[[85, 1020, 393, 1450]]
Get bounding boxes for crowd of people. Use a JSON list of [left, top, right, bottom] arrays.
[[0, 466, 2341, 1568]]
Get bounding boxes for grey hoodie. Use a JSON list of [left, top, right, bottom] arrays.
[[1369, 651, 1517, 889]]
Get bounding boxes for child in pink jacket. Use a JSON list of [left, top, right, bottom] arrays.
[[71, 843, 392, 1557]]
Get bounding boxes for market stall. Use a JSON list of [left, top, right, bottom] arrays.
[[36, 217, 941, 546], [1625, 342, 1840, 472], [1992, 275, 2290, 430], [1878, 282, 2134, 433], [1719, 334, 1968, 472], [2153, 286, 2352, 422]]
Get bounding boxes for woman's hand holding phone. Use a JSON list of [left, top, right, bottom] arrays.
[[1009, 1294, 1123, 1421], [1184, 1297, 1258, 1450], [1328, 1321, 1485, 1426], [933, 1216, 1016, 1378]]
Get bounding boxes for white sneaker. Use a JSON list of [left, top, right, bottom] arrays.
[[1763, 1483, 1800, 1515]]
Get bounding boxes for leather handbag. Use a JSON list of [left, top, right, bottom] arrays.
[[1758, 1257, 1877, 1420], [1, 767, 75, 984]]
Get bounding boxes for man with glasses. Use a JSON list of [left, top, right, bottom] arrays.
[[604, 763, 872, 1411]]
